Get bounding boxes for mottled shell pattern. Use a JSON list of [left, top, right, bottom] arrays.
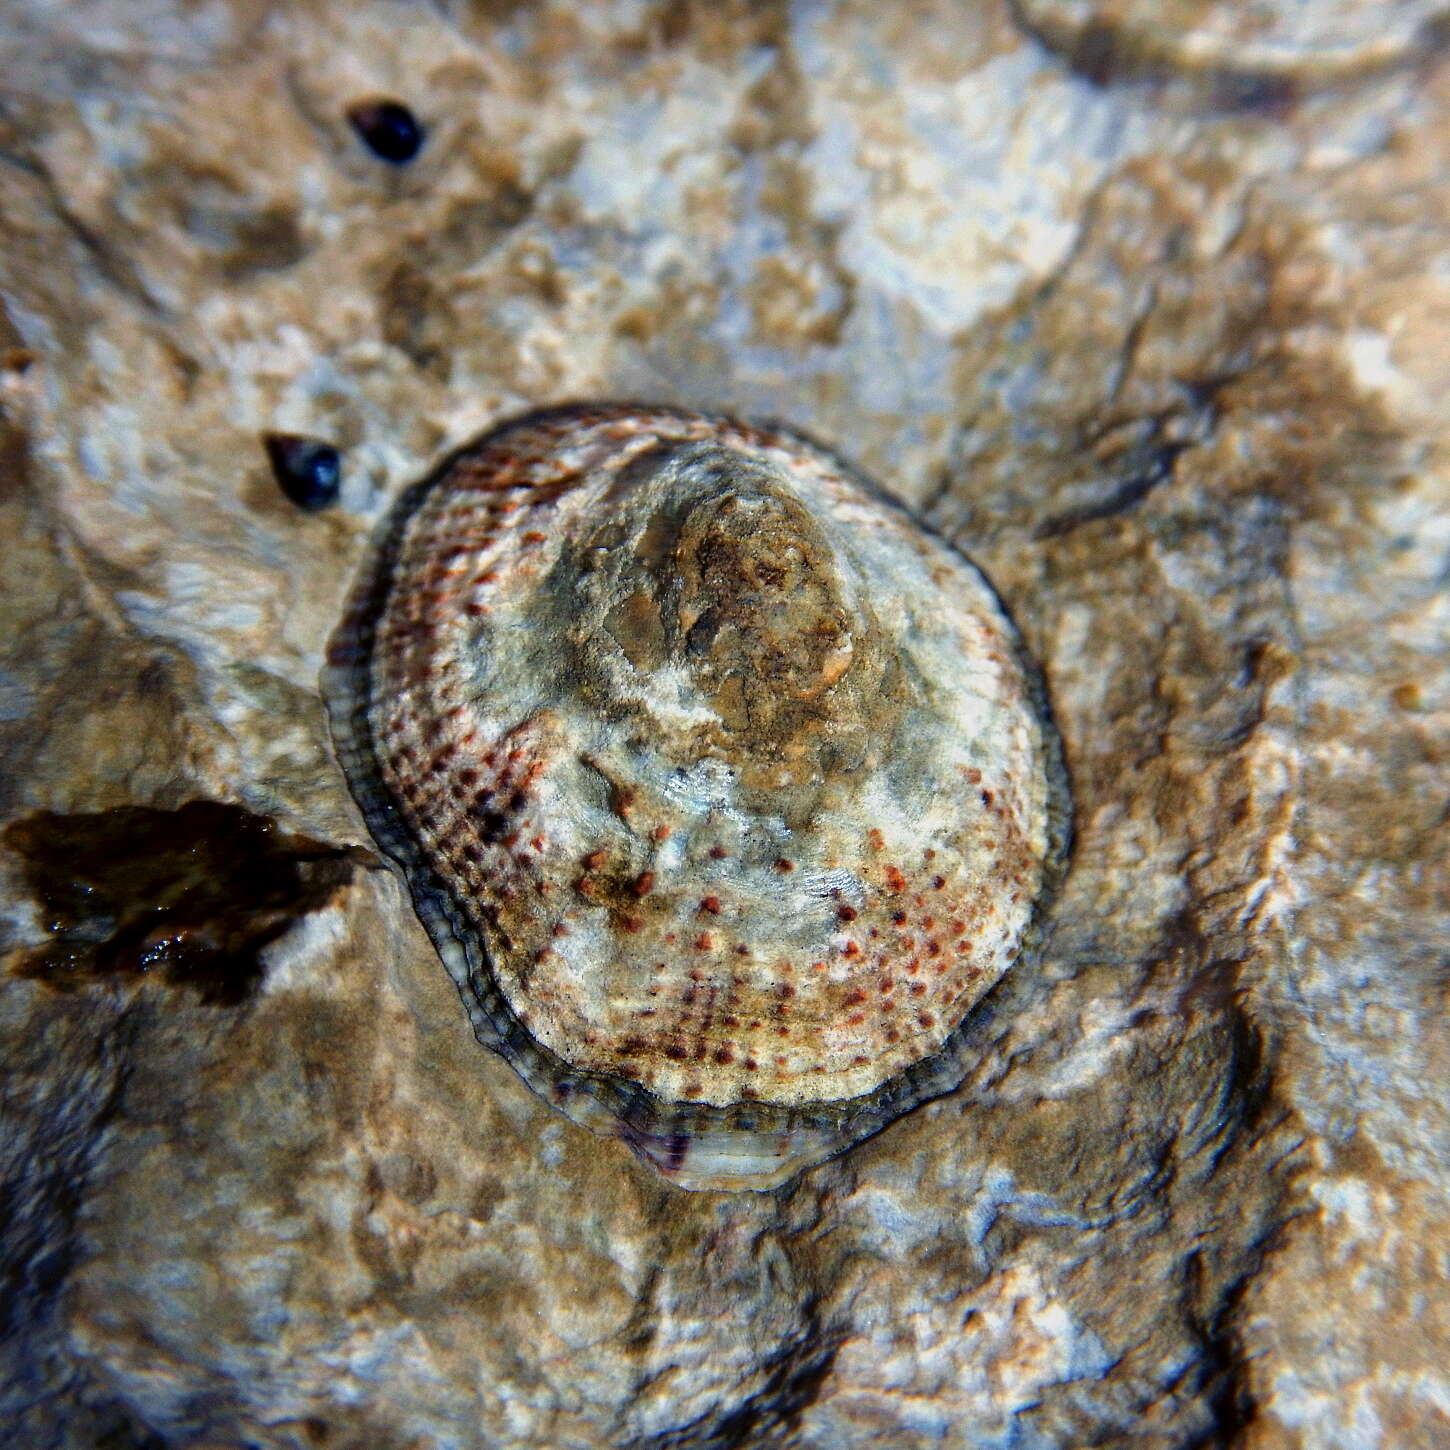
[[326, 405, 1070, 1190]]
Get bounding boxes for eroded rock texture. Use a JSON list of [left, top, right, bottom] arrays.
[[0, 2, 1445, 1447]]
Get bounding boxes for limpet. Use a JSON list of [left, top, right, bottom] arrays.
[[325, 405, 1070, 1191]]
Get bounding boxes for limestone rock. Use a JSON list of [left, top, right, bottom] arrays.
[[0, 2, 1445, 1447]]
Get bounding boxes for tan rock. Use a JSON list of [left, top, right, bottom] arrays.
[[0, 1, 1445, 1446]]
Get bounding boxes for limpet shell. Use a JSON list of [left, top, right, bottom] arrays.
[[325, 405, 1070, 1191]]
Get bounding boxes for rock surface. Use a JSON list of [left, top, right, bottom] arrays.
[[0, 1, 1445, 1446]]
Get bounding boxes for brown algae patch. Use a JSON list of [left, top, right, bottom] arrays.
[[3, 802, 361, 1006]]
